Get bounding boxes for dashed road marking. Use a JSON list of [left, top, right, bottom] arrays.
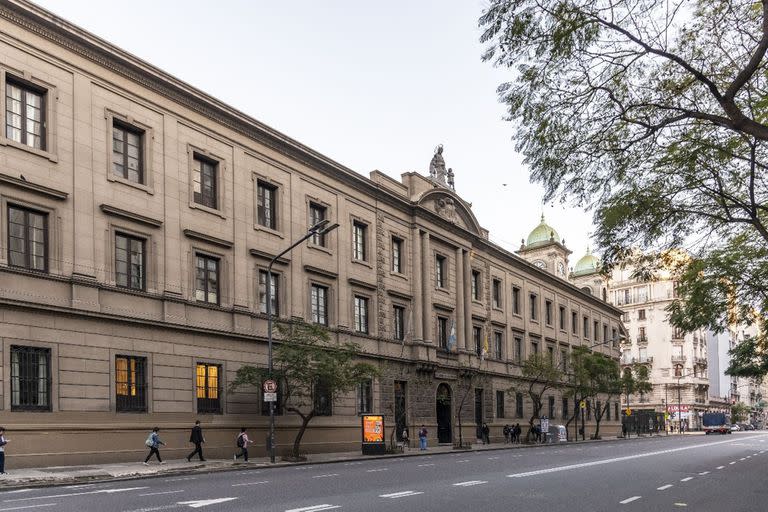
[[139, 490, 185, 496], [716, 466, 725, 469], [295, 466, 316, 471], [284, 505, 341, 512], [674, 504, 688, 507], [698, 471, 709, 475], [452, 481, 487, 487], [379, 491, 424, 499], [166, 477, 196, 482], [488, 456, 500, 460], [231, 481, 269, 487], [657, 484, 673, 490], [366, 468, 388, 473], [619, 496, 641, 504], [680, 477, 693, 482], [730, 462, 737, 465], [456, 459, 470, 463], [417, 463, 435, 467], [312, 474, 339, 479], [740, 458, 746, 461], [0, 505, 59, 511], [3, 487, 150, 503]]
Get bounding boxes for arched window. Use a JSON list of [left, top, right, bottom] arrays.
[[581, 286, 593, 296]]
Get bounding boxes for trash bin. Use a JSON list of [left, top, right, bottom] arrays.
[[549, 425, 567, 443]]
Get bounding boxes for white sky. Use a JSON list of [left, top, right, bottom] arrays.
[[35, 0, 596, 266]]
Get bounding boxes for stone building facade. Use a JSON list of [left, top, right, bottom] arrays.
[[0, 0, 623, 467]]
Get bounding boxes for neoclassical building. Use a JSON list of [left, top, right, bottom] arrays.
[[0, 0, 624, 467]]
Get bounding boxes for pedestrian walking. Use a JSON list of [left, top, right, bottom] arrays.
[[481, 423, 490, 445], [186, 420, 205, 462], [0, 427, 8, 474], [513, 423, 521, 444], [235, 427, 251, 462], [503, 424, 511, 444], [418, 425, 428, 451], [143, 427, 165, 465], [401, 427, 410, 451]]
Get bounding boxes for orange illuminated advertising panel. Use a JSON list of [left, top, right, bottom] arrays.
[[362, 415, 384, 443]]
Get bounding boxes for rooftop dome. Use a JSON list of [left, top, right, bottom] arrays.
[[526, 214, 561, 247], [573, 248, 600, 276]]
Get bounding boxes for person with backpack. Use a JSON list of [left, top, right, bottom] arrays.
[[503, 424, 511, 444], [418, 424, 428, 451], [143, 427, 165, 465], [234, 427, 250, 462], [186, 420, 205, 462], [401, 427, 410, 451], [0, 426, 8, 474]]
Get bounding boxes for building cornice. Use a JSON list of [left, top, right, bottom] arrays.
[[0, 171, 68, 200], [304, 265, 338, 279], [182, 229, 233, 249], [249, 248, 290, 265], [99, 204, 162, 228]]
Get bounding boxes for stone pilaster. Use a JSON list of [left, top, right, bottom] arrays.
[[455, 246, 465, 350], [412, 226, 423, 341]]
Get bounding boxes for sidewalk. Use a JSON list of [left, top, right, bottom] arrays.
[[0, 433, 679, 490]]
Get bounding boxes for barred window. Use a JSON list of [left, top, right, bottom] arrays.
[[471, 270, 480, 300], [391, 237, 403, 273], [512, 286, 521, 314], [115, 233, 145, 290], [8, 205, 47, 272], [496, 390, 505, 418], [548, 395, 555, 418], [6, 79, 45, 150], [112, 121, 144, 183], [562, 398, 569, 420], [358, 380, 372, 414], [492, 279, 502, 308], [494, 331, 503, 360], [116, 355, 147, 412], [515, 392, 524, 418], [393, 305, 405, 341], [435, 255, 446, 288], [196, 363, 221, 413], [11, 346, 51, 411], [314, 379, 332, 416], [437, 316, 448, 349]]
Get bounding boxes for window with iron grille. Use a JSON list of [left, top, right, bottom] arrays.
[[583, 316, 589, 338], [393, 305, 405, 341], [545, 300, 552, 325], [195, 254, 219, 304], [638, 309, 646, 320], [115, 233, 145, 290], [473, 326, 483, 356], [515, 392, 524, 418], [437, 316, 448, 349], [258, 270, 279, 315], [548, 395, 555, 418], [314, 379, 332, 416], [261, 378, 283, 416], [529, 293, 537, 320], [257, 180, 277, 229], [531, 341, 539, 354], [572, 311, 578, 334], [354, 295, 369, 334], [515, 336, 522, 363], [391, 237, 403, 273], [603, 324, 608, 344], [435, 255, 446, 288], [512, 286, 520, 314], [309, 203, 327, 246], [311, 284, 328, 325], [594, 320, 599, 341], [8, 205, 47, 272], [352, 221, 367, 261], [492, 279, 502, 308], [196, 363, 222, 413], [559, 306, 566, 330], [471, 270, 480, 300], [192, 154, 218, 209], [10, 346, 51, 411], [494, 331, 503, 359], [115, 355, 147, 412], [358, 380, 372, 414], [496, 390, 505, 418], [6, 78, 45, 150], [547, 346, 555, 364], [562, 398, 569, 420], [112, 120, 144, 183], [561, 349, 568, 371]]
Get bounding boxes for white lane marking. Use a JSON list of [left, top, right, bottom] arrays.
[[231, 481, 269, 487], [698, 471, 710, 475], [619, 496, 642, 505], [62, 485, 95, 489], [417, 463, 435, 467], [453, 481, 487, 487], [730, 462, 737, 465], [295, 466, 316, 471], [507, 435, 765, 478], [488, 456, 500, 460], [139, 490, 185, 497], [456, 459, 470, 463], [0, 505, 58, 512], [680, 477, 694, 482], [177, 498, 238, 508], [343, 462, 363, 466], [674, 504, 688, 507], [285, 506, 340, 512], [366, 468, 388, 473], [3, 487, 149, 503], [0, 491, 33, 495], [379, 491, 424, 498], [716, 466, 725, 469], [740, 458, 746, 461], [657, 484, 673, 490], [312, 474, 339, 479], [166, 477, 197, 482]]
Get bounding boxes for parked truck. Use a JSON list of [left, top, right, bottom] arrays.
[[703, 412, 731, 434]]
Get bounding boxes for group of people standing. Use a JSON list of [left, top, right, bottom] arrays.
[[502, 423, 523, 444], [141, 422, 253, 465]]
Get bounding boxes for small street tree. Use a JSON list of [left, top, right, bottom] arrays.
[[731, 402, 751, 423], [452, 363, 489, 449], [563, 347, 593, 441], [621, 364, 653, 437], [230, 320, 378, 460], [586, 355, 622, 440], [520, 353, 563, 442]]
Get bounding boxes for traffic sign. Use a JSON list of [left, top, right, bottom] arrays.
[[263, 392, 277, 402], [625, 408, 632, 416], [579, 400, 586, 410], [263, 379, 278, 393]]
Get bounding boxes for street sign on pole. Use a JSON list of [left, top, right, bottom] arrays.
[[264, 392, 277, 402], [580, 400, 586, 410], [263, 379, 278, 393], [626, 408, 632, 416]]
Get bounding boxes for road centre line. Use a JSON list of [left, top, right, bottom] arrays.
[[284, 505, 341, 512], [730, 462, 736, 465], [507, 435, 766, 478], [619, 496, 642, 505], [366, 468, 388, 472], [231, 481, 269, 487], [138, 491, 185, 497], [716, 466, 725, 469], [658, 485, 673, 490], [3, 487, 149, 503], [312, 474, 339, 479], [698, 471, 710, 475], [379, 491, 424, 498], [680, 477, 693, 482], [453, 481, 487, 487], [417, 463, 435, 467], [0, 505, 59, 512]]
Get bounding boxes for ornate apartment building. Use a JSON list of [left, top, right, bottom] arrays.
[[0, 0, 624, 467]]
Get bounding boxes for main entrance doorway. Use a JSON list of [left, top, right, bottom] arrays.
[[436, 383, 452, 444]]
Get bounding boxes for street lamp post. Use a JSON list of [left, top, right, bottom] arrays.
[[266, 219, 339, 463]]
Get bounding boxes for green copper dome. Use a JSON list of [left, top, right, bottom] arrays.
[[573, 248, 600, 276], [526, 214, 561, 247]]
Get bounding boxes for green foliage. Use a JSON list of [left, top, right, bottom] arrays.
[[481, 0, 768, 375], [731, 402, 751, 422], [565, 347, 621, 438], [520, 353, 563, 436], [622, 363, 653, 398]]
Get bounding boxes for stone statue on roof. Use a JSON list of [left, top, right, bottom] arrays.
[[429, 145, 448, 185]]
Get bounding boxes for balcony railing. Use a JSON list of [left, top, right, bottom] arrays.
[[671, 355, 686, 363], [694, 357, 708, 366], [635, 356, 653, 364], [636, 336, 648, 343]]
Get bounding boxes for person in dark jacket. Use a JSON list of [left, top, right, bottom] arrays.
[[481, 423, 490, 444], [143, 427, 165, 465], [187, 420, 205, 462], [0, 426, 8, 474]]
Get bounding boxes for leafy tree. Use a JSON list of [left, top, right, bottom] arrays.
[[452, 364, 489, 448], [621, 363, 653, 436], [519, 353, 563, 441], [229, 321, 379, 460], [480, 0, 768, 373], [585, 354, 622, 440], [563, 347, 594, 441], [731, 402, 751, 422]]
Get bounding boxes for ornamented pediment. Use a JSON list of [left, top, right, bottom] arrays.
[[418, 189, 481, 235]]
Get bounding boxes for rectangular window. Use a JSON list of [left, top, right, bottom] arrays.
[[496, 390, 505, 418], [115, 355, 147, 412], [515, 336, 522, 363], [256, 180, 277, 229], [562, 398, 569, 420], [547, 346, 554, 364], [548, 395, 555, 419], [6, 79, 45, 150], [192, 154, 218, 209], [112, 120, 144, 183], [471, 270, 481, 301], [545, 300, 553, 325], [515, 392, 524, 418], [314, 379, 332, 416], [473, 326, 482, 356], [258, 270, 279, 315], [512, 286, 521, 314], [195, 254, 219, 304], [494, 331, 503, 360], [437, 316, 448, 349], [607, 400, 611, 420], [572, 311, 578, 334], [435, 255, 446, 288], [583, 316, 589, 338], [393, 305, 405, 341], [638, 309, 646, 320], [352, 221, 367, 261], [531, 341, 539, 354], [492, 279, 501, 308], [10, 346, 51, 411], [594, 320, 599, 341], [615, 403, 619, 420], [560, 349, 567, 371], [612, 328, 618, 347], [309, 203, 327, 246], [196, 362, 221, 413], [354, 295, 369, 334], [391, 237, 403, 273], [8, 205, 47, 272], [559, 306, 566, 330], [639, 326, 646, 340], [311, 284, 329, 325], [529, 293, 537, 320], [603, 324, 608, 344], [358, 379, 372, 414], [115, 233, 145, 290]]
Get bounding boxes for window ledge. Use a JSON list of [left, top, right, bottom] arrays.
[[307, 242, 333, 256], [0, 137, 58, 163], [389, 271, 408, 280], [253, 223, 285, 239], [351, 258, 373, 269], [107, 174, 155, 195], [189, 201, 226, 219]]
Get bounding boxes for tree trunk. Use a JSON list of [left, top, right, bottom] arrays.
[[290, 410, 315, 459]]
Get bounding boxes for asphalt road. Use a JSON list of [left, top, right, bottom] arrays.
[[1, 432, 767, 512]]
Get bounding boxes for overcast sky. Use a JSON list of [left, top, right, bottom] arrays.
[[36, 0, 596, 266]]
